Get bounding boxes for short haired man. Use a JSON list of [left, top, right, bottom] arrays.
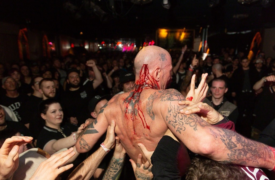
[[0, 77, 28, 122], [118, 71, 135, 94], [204, 78, 238, 123], [61, 60, 103, 125], [39, 78, 56, 100]]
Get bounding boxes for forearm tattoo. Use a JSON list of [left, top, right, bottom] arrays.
[[103, 157, 124, 180], [135, 171, 152, 180], [209, 127, 273, 166], [79, 137, 91, 151]]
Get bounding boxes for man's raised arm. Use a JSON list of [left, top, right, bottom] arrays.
[[75, 106, 109, 153], [158, 89, 275, 170]]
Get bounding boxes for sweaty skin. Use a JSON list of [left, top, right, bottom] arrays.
[[76, 46, 275, 170]]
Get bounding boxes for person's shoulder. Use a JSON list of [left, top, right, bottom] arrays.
[[157, 89, 185, 102]]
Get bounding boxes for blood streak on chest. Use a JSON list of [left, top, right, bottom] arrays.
[[124, 64, 159, 132]]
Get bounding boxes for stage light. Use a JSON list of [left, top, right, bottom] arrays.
[[162, 0, 170, 9], [159, 29, 168, 38]]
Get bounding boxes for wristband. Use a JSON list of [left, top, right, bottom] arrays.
[[72, 133, 76, 142], [269, 147, 275, 171], [100, 143, 110, 152], [188, 68, 193, 72]]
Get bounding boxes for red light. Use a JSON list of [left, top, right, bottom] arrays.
[[151, 40, 155, 45], [71, 43, 74, 48], [101, 41, 105, 45]]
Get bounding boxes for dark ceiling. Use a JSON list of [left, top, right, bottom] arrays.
[[0, 0, 275, 39]]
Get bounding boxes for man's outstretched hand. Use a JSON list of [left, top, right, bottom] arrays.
[[185, 73, 208, 104], [130, 154, 153, 180], [179, 101, 223, 124], [0, 136, 33, 180]]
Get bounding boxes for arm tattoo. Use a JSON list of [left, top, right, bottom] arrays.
[[209, 127, 273, 166], [79, 137, 91, 151], [99, 103, 108, 115], [103, 157, 124, 180], [160, 89, 185, 101], [82, 120, 99, 135], [135, 171, 152, 180], [159, 53, 166, 61], [165, 102, 208, 134], [146, 92, 158, 120]]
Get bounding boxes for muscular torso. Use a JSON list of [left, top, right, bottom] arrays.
[[104, 89, 168, 161]]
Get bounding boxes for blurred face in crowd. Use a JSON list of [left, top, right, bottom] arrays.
[[67, 72, 80, 88], [255, 62, 262, 70], [123, 81, 135, 93], [92, 99, 108, 118], [211, 80, 228, 100], [11, 70, 21, 82], [40, 81, 56, 98], [0, 106, 5, 125], [241, 59, 250, 69], [20, 66, 30, 77], [206, 57, 212, 64], [32, 77, 43, 92], [213, 58, 220, 65], [2, 77, 17, 91], [119, 59, 124, 67], [53, 59, 61, 69], [53, 79, 60, 89], [114, 76, 120, 84], [233, 59, 239, 66], [41, 103, 63, 127], [266, 57, 272, 64], [179, 62, 186, 70], [11, 64, 19, 70], [42, 70, 53, 79], [31, 65, 40, 74]]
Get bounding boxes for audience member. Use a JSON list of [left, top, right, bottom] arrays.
[[204, 78, 238, 123], [118, 71, 135, 94], [39, 78, 56, 100], [0, 76, 28, 122], [52, 58, 67, 86]]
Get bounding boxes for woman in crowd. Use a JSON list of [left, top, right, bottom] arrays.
[[37, 98, 85, 155], [9, 68, 32, 95], [20, 65, 33, 85]]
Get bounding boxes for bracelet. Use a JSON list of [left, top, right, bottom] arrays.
[[188, 68, 193, 72], [269, 147, 275, 171], [100, 143, 110, 152], [72, 133, 76, 142]]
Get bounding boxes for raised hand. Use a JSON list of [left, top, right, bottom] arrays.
[[130, 154, 153, 180], [0, 136, 33, 179], [185, 73, 208, 104], [103, 120, 116, 150], [191, 54, 199, 67], [179, 101, 223, 124], [30, 148, 75, 180], [182, 45, 187, 53], [265, 75, 275, 82], [86, 60, 96, 68]]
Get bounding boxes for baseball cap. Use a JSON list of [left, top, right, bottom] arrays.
[[119, 71, 135, 84], [88, 95, 111, 113]]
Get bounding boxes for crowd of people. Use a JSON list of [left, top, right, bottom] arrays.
[[0, 45, 275, 180]]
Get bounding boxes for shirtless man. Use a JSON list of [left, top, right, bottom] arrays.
[[75, 46, 275, 171]]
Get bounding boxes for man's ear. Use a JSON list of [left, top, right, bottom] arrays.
[[225, 88, 228, 93], [91, 112, 97, 119], [153, 68, 161, 81]]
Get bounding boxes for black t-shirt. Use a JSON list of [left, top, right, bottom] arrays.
[[0, 94, 28, 122], [61, 81, 96, 124], [18, 83, 32, 95], [20, 95, 42, 125], [36, 125, 72, 150], [4, 121, 31, 136]]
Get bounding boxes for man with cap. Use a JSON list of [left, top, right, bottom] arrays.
[[61, 60, 102, 126], [117, 71, 135, 94], [85, 95, 112, 179], [0, 76, 28, 123]]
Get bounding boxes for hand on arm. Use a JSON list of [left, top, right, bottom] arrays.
[[86, 60, 103, 89], [130, 154, 153, 180], [0, 136, 33, 180], [30, 148, 75, 180], [68, 120, 116, 180]]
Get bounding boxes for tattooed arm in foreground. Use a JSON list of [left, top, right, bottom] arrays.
[[68, 121, 116, 180], [102, 138, 126, 180], [158, 89, 275, 170], [75, 103, 109, 153]]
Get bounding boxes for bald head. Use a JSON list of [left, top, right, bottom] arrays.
[[134, 46, 172, 89]]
